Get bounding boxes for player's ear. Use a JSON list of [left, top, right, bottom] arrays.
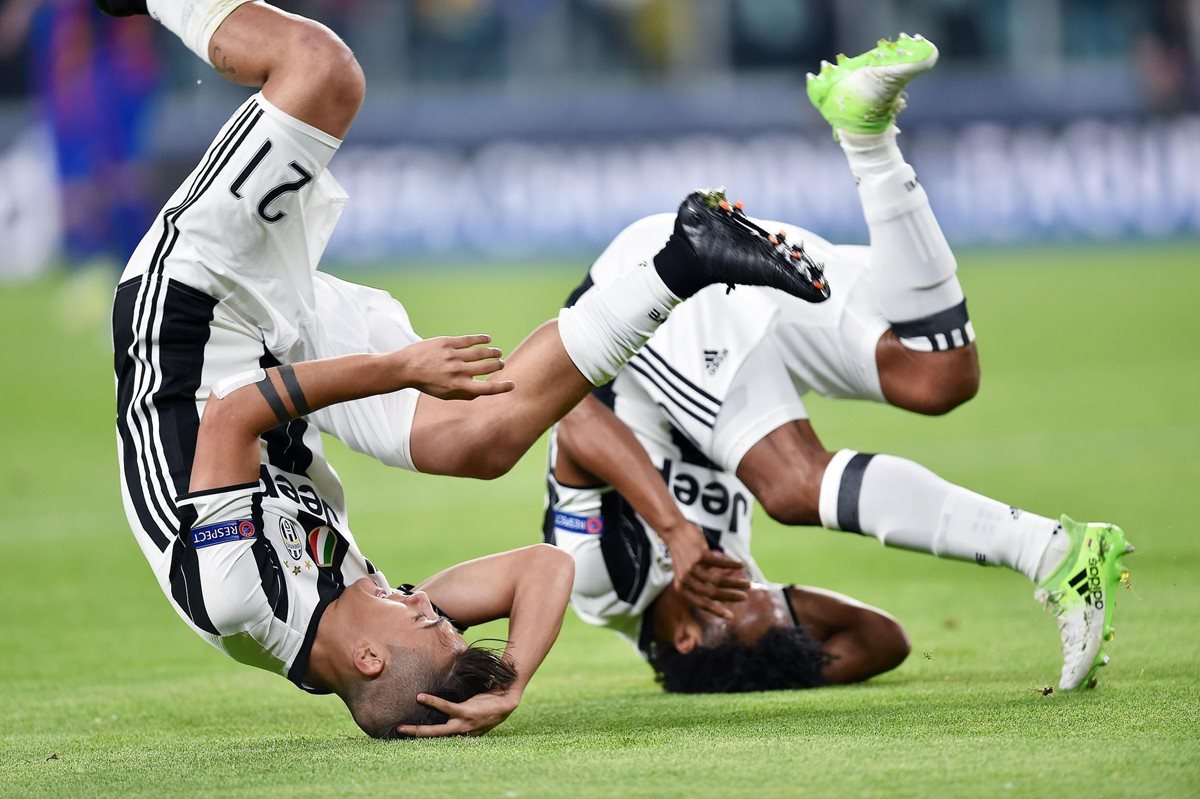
[[673, 621, 703, 655], [352, 640, 386, 678]]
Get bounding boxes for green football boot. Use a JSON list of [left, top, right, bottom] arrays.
[[806, 33, 939, 136], [1034, 515, 1134, 690]]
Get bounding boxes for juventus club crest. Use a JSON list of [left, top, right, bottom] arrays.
[[279, 518, 303, 560]]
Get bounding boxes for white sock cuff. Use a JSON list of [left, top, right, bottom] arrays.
[[556, 266, 679, 386], [818, 449, 866, 531], [148, 0, 255, 66], [859, 170, 933, 225]]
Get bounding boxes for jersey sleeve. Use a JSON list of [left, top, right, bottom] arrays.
[[176, 482, 275, 636]]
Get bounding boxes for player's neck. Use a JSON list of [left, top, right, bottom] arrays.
[[305, 595, 351, 692]]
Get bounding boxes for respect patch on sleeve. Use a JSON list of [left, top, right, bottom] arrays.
[[553, 511, 604, 535], [190, 519, 257, 549]]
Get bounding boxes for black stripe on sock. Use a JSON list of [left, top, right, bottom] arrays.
[[836, 453, 876, 534], [563, 272, 594, 308], [890, 299, 971, 342], [277, 364, 311, 416]]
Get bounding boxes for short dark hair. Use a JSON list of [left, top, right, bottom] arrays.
[[648, 626, 831, 693], [347, 642, 517, 739]]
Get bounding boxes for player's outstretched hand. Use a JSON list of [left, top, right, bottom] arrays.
[[661, 522, 750, 619], [396, 334, 515, 401], [393, 690, 521, 738]]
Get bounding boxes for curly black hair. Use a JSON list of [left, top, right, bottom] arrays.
[[648, 625, 831, 693]]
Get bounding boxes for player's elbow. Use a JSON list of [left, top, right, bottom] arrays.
[[198, 392, 259, 440], [530, 543, 575, 581], [874, 613, 911, 672]]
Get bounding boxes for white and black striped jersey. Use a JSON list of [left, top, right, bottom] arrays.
[[112, 93, 424, 690], [177, 476, 387, 690], [545, 425, 763, 651]]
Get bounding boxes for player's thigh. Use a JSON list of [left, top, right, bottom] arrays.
[[734, 420, 831, 526], [771, 246, 891, 404], [875, 332, 981, 415], [305, 274, 424, 470], [708, 337, 813, 474]]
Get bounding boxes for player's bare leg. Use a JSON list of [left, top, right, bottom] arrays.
[[411, 191, 831, 480], [809, 34, 980, 415], [98, 0, 363, 139], [204, 3, 364, 139], [411, 322, 588, 478], [807, 36, 1132, 690]]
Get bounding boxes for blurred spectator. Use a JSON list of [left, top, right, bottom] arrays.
[[407, 0, 505, 82], [0, 0, 161, 270], [1135, 0, 1199, 113], [731, 0, 834, 70]]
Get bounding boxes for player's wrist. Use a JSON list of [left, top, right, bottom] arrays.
[[657, 517, 696, 542]]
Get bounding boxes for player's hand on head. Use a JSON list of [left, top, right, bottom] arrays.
[[393, 689, 521, 739], [397, 334, 515, 401], [661, 523, 750, 619]]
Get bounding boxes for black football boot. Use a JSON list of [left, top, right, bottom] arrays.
[[666, 189, 831, 303]]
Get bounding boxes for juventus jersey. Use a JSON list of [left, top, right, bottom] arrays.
[[113, 92, 425, 691], [178, 474, 385, 691]]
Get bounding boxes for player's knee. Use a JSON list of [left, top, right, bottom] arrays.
[[457, 444, 522, 481], [286, 19, 365, 117], [881, 342, 980, 416], [531, 542, 576, 579], [754, 477, 821, 526], [914, 355, 980, 416]]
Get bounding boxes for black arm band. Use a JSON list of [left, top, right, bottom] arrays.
[[277, 364, 312, 417], [255, 373, 291, 425]]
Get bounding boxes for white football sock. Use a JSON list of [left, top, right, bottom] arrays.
[[818, 449, 1069, 583], [841, 127, 973, 352], [147, 0, 254, 66], [557, 264, 680, 386]]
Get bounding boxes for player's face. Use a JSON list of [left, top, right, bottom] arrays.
[[697, 583, 793, 647], [346, 578, 467, 659]]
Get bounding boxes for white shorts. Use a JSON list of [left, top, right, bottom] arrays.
[[588, 214, 891, 473]]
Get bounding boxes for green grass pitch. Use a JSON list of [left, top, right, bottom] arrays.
[[1, 243, 1198, 798]]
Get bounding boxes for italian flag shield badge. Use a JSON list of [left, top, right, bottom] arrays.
[[308, 525, 338, 567]]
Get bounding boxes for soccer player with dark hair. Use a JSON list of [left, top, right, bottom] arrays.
[[546, 35, 1134, 693], [101, 0, 827, 738]]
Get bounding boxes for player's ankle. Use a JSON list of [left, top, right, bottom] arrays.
[[651, 233, 702, 299]]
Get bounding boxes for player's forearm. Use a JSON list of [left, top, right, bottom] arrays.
[[557, 396, 689, 536], [417, 545, 573, 694], [501, 547, 575, 695], [190, 352, 405, 491]]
